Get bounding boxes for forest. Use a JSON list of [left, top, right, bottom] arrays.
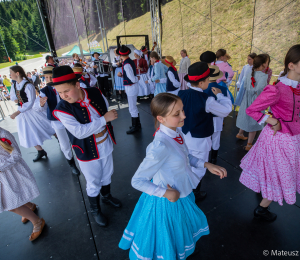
[[0, 0, 47, 63]]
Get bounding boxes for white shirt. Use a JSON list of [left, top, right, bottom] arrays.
[[82, 73, 97, 88], [53, 88, 113, 158], [123, 62, 139, 96], [10, 79, 36, 113], [184, 84, 232, 151], [131, 124, 204, 199]]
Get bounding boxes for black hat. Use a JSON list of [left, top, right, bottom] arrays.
[[92, 52, 101, 57], [200, 51, 216, 64], [184, 62, 215, 83], [45, 55, 52, 61], [48, 65, 81, 86], [116, 45, 131, 56], [141, 46, 147, 52]]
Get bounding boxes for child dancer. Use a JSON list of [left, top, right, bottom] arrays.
[[204, 65, 232, 164], [73, 63, 97, 88], [179, 62, 232, 201], [147, 58, 155, 98], [52, 66, 121, 227], [236, 54, 268, 151], [141, 45, 151, 65], [178, 49, 191, 90], [112, 49, 124, 100], [0, 127, 45, 241], [119, 93, 227, 259], [239, 44, 300, 221], [162, 56, 181, 95], [9, 65, 55, 162], [116, 45, 141, 134], [145, 51, 168, 96], [37, 66, 80, 175], [261, 53, 272, 84]]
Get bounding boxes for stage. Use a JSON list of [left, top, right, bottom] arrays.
[[0, 98, 299, 260]]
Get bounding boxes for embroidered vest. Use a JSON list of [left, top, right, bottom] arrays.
[[122, 58, 137, 86]]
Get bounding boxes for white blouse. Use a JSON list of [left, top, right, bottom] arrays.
[[178, 56, 191, 74], [131, 124, 205, 199]]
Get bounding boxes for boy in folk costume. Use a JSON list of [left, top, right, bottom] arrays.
[[45, 55, 58, 68], [117, 45, 141, 134], [36, 66, 80, 175], [73, 63, 97, 88], [52, 66, 121, 227], [162, 56, 181, 95], [141, 45, 151, 65], [178, 62, 232, 201]]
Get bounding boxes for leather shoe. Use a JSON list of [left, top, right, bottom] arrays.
[[101, 193, 122, 208], [254, 205, 277, 222], [33, 150, 47, 162], [194, 190, 207, 202]]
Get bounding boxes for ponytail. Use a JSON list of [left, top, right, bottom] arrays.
[[251, 54, 267, 88]]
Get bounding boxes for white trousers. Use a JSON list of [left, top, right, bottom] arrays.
[[78, 153, 113, 197], [211, 131, 221, 150], [127, 95, 139, 118], [54, 127, 73, 160], [189, 149, 210, 181]]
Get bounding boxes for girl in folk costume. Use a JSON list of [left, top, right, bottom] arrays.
[[0, 127, 45, 241], [239, 44, 300, 221], [119, 93, 227, 260], [133, 50, 150, 99], [145, 51, 168, 96], [178, 49, 191, 90], [140, 45, 151, 65], [235, 53, 257, 107], [236, 55, 268, 151], [261, 53, 272, 84], [146, 58, 155, 98], [72, 63, 97, 88], [162, 56, 181, 95], [117, 45, 141, 134], [113, 49, 125, 101], [9, 66, 55, 162]]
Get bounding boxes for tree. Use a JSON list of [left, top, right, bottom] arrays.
[[2, 26, 19, 60], [11, 20, 26, 54]]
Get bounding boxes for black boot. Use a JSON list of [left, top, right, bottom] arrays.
[[33, 149, 47, 162], [88, 195, 108, 227], [116, 93, 122, 101], [254, 205, 277, 222], [121, 90, 127, 100], [149, 94, 154, 100], [193, 180, 207, 202], [67, 157, 80, 176], [100, 184, 122, 208], [130, 114, 142, 130], [210, 149, 218, 164], [126, 117, 140, 134]]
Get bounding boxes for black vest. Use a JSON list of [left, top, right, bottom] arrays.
[[79, 77, 91, 88], [40, 85, 59, 121], [178, 89, 214, 138], [53, 88, 116, 162], [13, 81, 30, 107], [166, 67, 180, 92], [122, 58, 137, 86]]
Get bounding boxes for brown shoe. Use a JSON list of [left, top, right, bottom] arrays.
[[29, 218, 45, 241], [236, 134, 248, 140], [244, 143, 253, 151], [22, 203, 37, 224]]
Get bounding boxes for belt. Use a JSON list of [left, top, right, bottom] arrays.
[[95, 128, 107, 138], [96, 135, 108, 145]]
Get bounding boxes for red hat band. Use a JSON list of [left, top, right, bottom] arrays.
[[52, 73, 76, 83], [188, 68, 210, 81]]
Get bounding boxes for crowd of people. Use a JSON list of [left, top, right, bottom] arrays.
[[0, 43, 299, 260]]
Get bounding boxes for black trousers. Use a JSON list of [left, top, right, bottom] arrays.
[[97, 76, 111, 98]]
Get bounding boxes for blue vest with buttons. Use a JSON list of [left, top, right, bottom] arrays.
[[166, 67, 180, 92], [178, 88, 214, 138], [122, 58, 136, 86], [40, 85, 59, 121], [203, 82, 228, 100], [53, 88, 116, 162], [79, 77, 91, 88]]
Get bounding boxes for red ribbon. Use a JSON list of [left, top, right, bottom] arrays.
[[290, 86, 300, 96], [251, 77, 256, 88], [0, 138, 11, 145], [53, 88, 57, 95], [141, 47, 147, 52], [173, 135, 183, 145], [119, 50, 130, 55], [74, 71, 82, 74], [265, 67, 269, 74], [188, 68, 210, 81], [165, 59, 177, 71], [52, 73, 76, 83]]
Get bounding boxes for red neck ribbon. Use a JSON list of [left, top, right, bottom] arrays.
[[153, 127, 184, 144], [251, 77, 256, 88], [265, 67, 269, 74], [0, 138, 12, 145], [188, 68, 210, 81], [155, 60, 160, 63], [165, 59, 177, 71]]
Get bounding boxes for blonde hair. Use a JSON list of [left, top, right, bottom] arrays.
[[0, 140, 14, 154]]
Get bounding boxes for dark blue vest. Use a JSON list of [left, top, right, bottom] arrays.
[[178, 88, 214, 138], [13, 81, 29, 107], [204, 82, 228, 100], [166, 67, 180, 92], [122, 58, 137, 86], [40, 85, 59, 121], [53, 88, 116, 162], [79, 77, 91, 88]]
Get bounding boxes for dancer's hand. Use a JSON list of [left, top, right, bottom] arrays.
[[163, 184, 180, 202], [145, 80, 148, 84], [40, 96, 48, 107], [14, 100, 18, 103], [93, 65, 98, 69], [266, 117, 282, 136], [117, 72, 122, 77], [10, 111, 20, 120], [212, 87, 222, 95], [104, 109, 118, 122], [204, 162, 227, 179], [155, 79, 160, 83]]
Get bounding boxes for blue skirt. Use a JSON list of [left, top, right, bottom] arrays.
[[154, 82, 166, 96], [114, 67, 124, 90], [119, 192, 209, 260]]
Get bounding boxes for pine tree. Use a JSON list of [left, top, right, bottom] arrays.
[[2, 26, 19, 60], [11, 20, 26, 54]]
